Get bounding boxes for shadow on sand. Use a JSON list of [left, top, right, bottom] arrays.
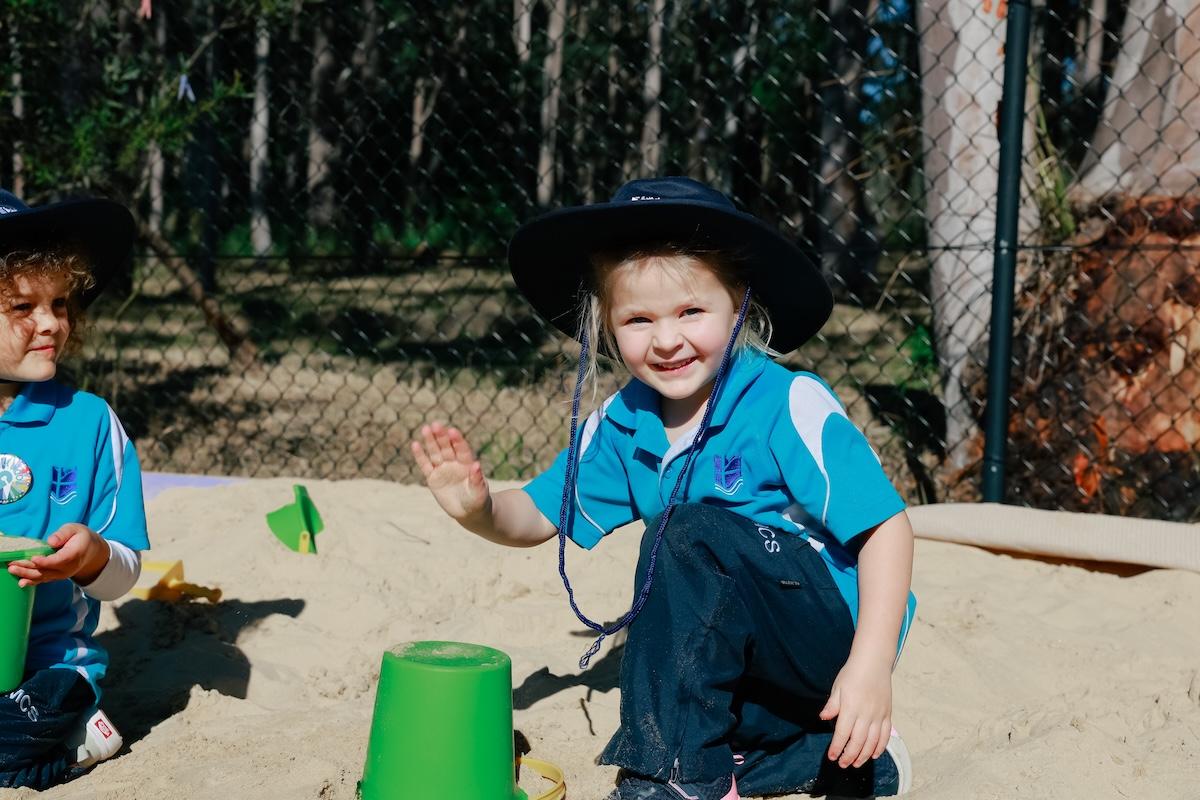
[[95, 597, 305, 744]]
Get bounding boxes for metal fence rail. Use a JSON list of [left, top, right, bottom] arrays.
[[4, 0, 1198, 519]]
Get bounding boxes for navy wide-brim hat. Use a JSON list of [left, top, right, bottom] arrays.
[[0, 189, 135, 309], [507, 176, 833, 354]]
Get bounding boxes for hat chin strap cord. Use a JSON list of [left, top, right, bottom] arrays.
[[556, 289, 752, 669]]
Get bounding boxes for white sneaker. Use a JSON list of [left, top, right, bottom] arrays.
[[883, 728, 913, 796], [70, 709, 123, 768]]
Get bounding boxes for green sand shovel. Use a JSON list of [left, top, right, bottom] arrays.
[[266, 484, 324, 554]]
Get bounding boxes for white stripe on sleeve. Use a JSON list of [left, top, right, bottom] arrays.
[[79, 539, 143, 601]]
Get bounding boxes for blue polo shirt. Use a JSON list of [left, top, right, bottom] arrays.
[[0, 380, 149, 698], [525, 349, 916, 648]]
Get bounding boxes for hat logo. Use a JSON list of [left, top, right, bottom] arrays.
[[0, 206, 18, 215], [629, 195, 661, 202]]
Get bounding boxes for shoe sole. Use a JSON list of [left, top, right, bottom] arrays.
[[885, 729, 913, 795]]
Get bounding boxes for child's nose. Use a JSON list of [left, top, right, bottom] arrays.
[[651, 322, 682, 350], [33, 307, 64, 334]]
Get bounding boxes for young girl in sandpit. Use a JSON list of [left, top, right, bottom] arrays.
[[413, 177, 916, 799], [0, 190, 148, 788]]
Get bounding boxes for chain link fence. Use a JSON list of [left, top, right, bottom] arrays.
[[3, 0, 1198, 520]]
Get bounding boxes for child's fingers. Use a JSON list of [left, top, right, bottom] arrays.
[[872, 718, 891, 760], [435, 426, 461, 464], [850, 722, 881, 768], [837, 717, 869, 768], [819, 690, 839, 721], [7, 562, 49, 586], [448, 429, 476, 464], [421, 424, 446, 466], [859, 722, 886, 767], [410, 441, 435, 477], [468, 462, 488, 494]]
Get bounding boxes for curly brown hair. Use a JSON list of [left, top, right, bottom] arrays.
[[0, 247, 95, 356]]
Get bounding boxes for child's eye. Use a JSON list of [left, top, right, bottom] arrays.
[[10, 303, 32, 313], [682, 307, 704, 316], [52, 298, 69, 309], [626, 316, 651, 325]]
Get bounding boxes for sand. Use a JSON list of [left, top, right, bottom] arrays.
[[17, 478, 1200, 800]]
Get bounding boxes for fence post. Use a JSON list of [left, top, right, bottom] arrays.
[[982, 0, 1034, 503]]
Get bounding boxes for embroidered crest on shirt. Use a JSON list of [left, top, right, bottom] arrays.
[[0, 454, 32, 504], [49, 466, 79, 506], [713, 454, 743, 495]]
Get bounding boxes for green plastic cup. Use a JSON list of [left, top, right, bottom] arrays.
[[360, 641, 527, 800], [0, 537, 53, 693]]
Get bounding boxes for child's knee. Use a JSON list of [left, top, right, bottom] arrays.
[[0, 671, 94, 789]]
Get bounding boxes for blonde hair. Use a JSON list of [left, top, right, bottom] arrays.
[[0, 247, 95, 356], [576, 244, 773, 393]]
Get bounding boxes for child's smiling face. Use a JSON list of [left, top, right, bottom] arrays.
[[607, 257, 738, 425], [0, 272, 71, 395]]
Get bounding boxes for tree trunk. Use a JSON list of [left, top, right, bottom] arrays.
[[1072, 0, 1200, 200], [514, 0, 533, 65], [537, 0, 569, 205], [306, 14, 336, 228], [145, 8, 167, 235], [816, 0, 880, 296], [720, 4, 759, 194], [250, 15, 273, 258], [918, 0, 1038, 467], [573, 3, 595, 202], [638, 0, 667, 176]]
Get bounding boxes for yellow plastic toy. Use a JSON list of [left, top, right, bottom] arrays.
[[520, 757, 566, 800], [131, 560, 222, 603]]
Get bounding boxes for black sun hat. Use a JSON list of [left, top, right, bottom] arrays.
[[507, 176, 833, 354], [0, 189, 135, 309]]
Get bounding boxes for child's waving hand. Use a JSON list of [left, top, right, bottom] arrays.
[[411, 421, 556, 548], [411, 422, 490, 522]]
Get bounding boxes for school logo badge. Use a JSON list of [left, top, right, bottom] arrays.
[[0, 454, 32, 504], [50, 466, 78, 506], [713, 454, 743, 495]]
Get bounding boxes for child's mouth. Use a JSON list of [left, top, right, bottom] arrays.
[[650, 357, 696, 373]]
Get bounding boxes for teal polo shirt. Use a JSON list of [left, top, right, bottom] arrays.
[[525, 349, 916, 650], [0, 380, 149, 698]]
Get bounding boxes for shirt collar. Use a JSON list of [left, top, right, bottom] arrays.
[[1, 381, 57, 426], [605, 348, 770, 461]]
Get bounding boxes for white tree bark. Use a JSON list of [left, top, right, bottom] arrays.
[[514, 0, 533, 64], [536, 0, 568, 205], [638, 0, 667, 176], [919, 0, 1038, 465], [1073, 0, 1200, 199], [250, 15, 273, 258], [146, 8, 167, 234]]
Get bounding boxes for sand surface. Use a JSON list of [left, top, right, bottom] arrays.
[[18, 478, 1200, 800]]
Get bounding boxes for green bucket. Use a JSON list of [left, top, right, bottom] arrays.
[[360, 641, 527, 800], [0, 537, 53, 694]]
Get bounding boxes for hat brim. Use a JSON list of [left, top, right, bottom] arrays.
[[508, 200, 832, 354], [0, 198, 135, 309]]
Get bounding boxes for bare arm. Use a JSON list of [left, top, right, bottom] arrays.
[[848, 509, 914, 670], [411, 422, 557, 548], [820, 509, 914, 768], [457, 487, 558, 547]]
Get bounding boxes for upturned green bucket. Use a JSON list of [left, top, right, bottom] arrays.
[[0, 537, 53, 693], [360, 641, 527, 800]]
